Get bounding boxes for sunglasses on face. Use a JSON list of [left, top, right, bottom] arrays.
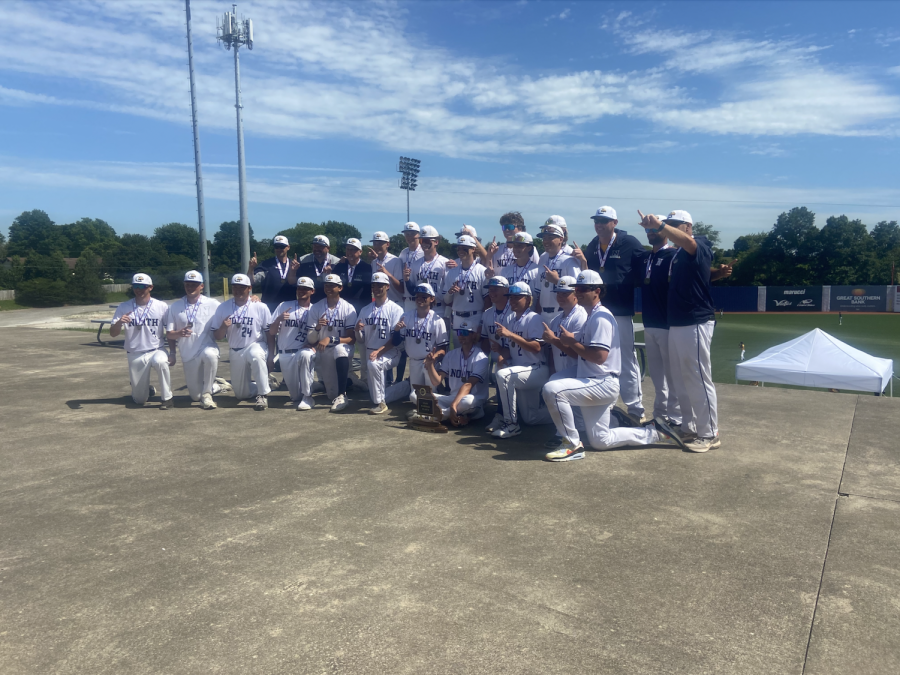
[[274, 244, 288, 249], [592, 218, 613, 225], [501, 224, 517, 231], [456, 330, 474, 336], [132, 284, 150, 290]]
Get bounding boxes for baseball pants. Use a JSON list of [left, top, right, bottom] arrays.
[[644, 327, 682, 424], [181, 347, 224, 401], [409, 390, 486, 420], [229, 343, 271, 400], [314, 342, 352, 401], [279, 349, 316, 403], [495, 363, 552, 426], [615, 315, 644, 419], [127, 349, 172, 405], [367, 347, 401, 404], [542, 375, 658, 450], [384, 356, 427, 404], [669, 320, 718, 440]]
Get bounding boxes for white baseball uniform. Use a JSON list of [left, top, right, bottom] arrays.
[[548, 304, 588, 373], [442, 262, 489, 329], [113, 298, 171, 405], [305, 298, 358, 401], [409, 345, 491, 419], [211, 299, 272, 400], [385, 308, 449, 403], [492, 242, 540, 270], [371, 252, 405, 305], [536, 250, 581, 316], [408, 255, 449, 315], [399, 246, 423, 310], [495, 309, 551, 426], [357, 299, 405, 404], [498, 261, 540, 298], [272, 299, 313, 403], [166, 296, 223, 401]]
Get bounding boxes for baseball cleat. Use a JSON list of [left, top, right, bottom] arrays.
[[653, 416, 687, 451], [492, 422, 521, 439], [369, 401, 389, 415], [297, 396, 314, 411], [485, 413, 504, 433], [330, 394, 348, 412], [159, 398, 172, 410], [254, 395, 268, 410], [201, 393, 217, 410], [545, 439, 585, 462], [685, 437, 714, 453]]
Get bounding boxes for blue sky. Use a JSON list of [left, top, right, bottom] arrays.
[[2, 0, 900, 250]]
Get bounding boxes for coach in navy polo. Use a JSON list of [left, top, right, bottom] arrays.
[[572, 206, 648, 423]]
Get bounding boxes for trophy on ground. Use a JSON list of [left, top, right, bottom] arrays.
[[407, 384, 447, 433]]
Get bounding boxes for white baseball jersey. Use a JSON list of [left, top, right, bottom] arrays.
[[398, 246, 423, 306], [272, 300, 313, 351], [498, 261, 540, 296], [113, 298, 169, 353], [399, 309, 449, 360], [442, 262, 489, 315], [357, 299, 405, 351], [576, 303, 620, 379], [212, 299, 272, 350], [307, 297, 358, 340], [492, 242, 540, 269], [501, 309, 546, 367], [549, 304, 588, 372], [481, 302, 511, 349], [537, 250, 581, 312], [408, 254, 449, 313], [372, 253, 405, 305], [438, 345, 491, 401], [166, 296, 221, 362]]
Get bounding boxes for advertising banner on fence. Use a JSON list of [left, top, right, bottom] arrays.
[[829, 286, 887, 312], [766, 286, 822, 311]]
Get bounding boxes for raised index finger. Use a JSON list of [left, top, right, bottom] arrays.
[[637, 210, 645, 221]]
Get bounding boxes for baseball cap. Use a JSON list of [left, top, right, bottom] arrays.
[[554, 275, 577, 293], [505, 281, 533, 297], [415, 282, 436, 297], [183, 270, 203, 282], [512, 232, 533, 245], [403, 222, 420, 233], [231, 273, 252, 287], [132, 273, 153, 286], [457, 234, 477, 248], [296, 276, 315, 289], [663, 209, 693, 225], [544, 215, 567, 231], [273, 235, 289, 246], [323, 273, 343, 287], [371, 272, 390, 284], [486, 276, 510, 289], [592, 206, 617, 221], [345, 237, 362, 250], [539, 224, 565, 238], [455, 224, 477, 239], [313, 235, 330, 247], [456, 321, 476, 336], [420, 225, 439, 239], [371, 231, 390, 243], [574, 270, 604, 287]]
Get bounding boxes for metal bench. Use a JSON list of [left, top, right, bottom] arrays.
[[90, 304, 121, 344]]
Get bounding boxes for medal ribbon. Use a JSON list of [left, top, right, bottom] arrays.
[[231, 298, 250, 326], [184, 296, 201, 325], [416, 311, 430, 343], [326, 302, 340, 329], [133, 298, 153, 326], [597, 231, 617, 269], [275, 258, 289, 280], [668, 247, 682, 281], [645, 243, 672, 281]]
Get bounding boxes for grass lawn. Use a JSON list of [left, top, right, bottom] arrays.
[[106, 291, 129, 303], [635, 312, 899, 394], [0, 299, 29, 311]]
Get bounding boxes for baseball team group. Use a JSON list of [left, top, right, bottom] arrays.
[[110, 207, 733, 460]]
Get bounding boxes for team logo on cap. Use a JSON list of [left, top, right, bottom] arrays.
[[133, 273, 151, 285], [184, 270, 203, 282], [323, 273, 343, 285]]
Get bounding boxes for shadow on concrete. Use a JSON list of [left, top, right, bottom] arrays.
[[66, 396, 142, 409]]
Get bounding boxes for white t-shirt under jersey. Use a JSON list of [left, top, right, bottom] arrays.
[[576, 303, 620, 379], [537, 250, 582, 313], [399, 309, 449, 360], [272, 300, 313, 352], [438, 345, 491, 401], [357, 299, 405, 352], [211, 299, 272, 350], [166, 296, 221, 362], [549, 304, 587, 373], [306, 297, 358, 342], [500, 309, 546, 368], [442, 262, 489, 316], [113, 298, 169, 354]]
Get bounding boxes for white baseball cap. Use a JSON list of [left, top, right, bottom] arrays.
[[313, 235, 330, 247], [544, 215, 567, 230], [132, 273, 153, 286], [231, 273, 252, 287], [457, 234, 477, 247], [554, 275, 577, 293], [663, 209, 693, 225], [273, 235, 289, 246], [486, 275, 510, 289], [403, 222, 420, 233], [345, 237, 362, 250], [574, 270, 604, 286], [505, 281, 533, 297], [414, 282, 436, 297], [539, 224, 565, 238], [420, 225, 440, 239], [323, 273, 343, 286], [592, 206, 617, 221], [183, 270, 203, 282], [512, 232, 533, 245], [455, 224, 477, 239], [456, 321, 477, 335], [296, 276, 315, 289], [371, 272, 390, 285], [371, 231, 390, 243]]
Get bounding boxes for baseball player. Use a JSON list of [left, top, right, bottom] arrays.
[[366, 231, 405, 305], [385, 282, 449, 405], [443, 234, 490, 330], [396, 222, 423, 381], [297, 234, 341, 303], [638, 210, 720, 452], [543, 276, 588, 374], [248, 235, 300, 312], [480, 275, 511, 431], [542, 270, 685, 461], [416, 321, 490, 424], [268, 276, 315, 410], [740, 342, 745, 361], [211, 274, 273, 410], [305, 273, 358, 412], [356, 272, 405, 414], [540, 215, 574, 254], [497, 232, 540, 297], [165, 270, 229, 409], [536, 223, 582, 317], [490, 281, 552, 438], [486, 211, 540, 271], [407, 226, 450, 317], [110, 273, 172, 408]]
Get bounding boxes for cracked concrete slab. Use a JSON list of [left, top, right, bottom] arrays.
[[840, 396, 900, 501]]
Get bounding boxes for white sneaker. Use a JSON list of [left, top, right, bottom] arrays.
[[255, 395, 268, 410], [297, 396, 314, 411], [201, 393, 217, 410], [685, 437, 714, 453], [485, 413, 504, 433], [545, 439, 585, 462], [330, 394, 348, 412], [370, 401, 388, 415], [493, 423, 521, 439], [214, 377, 232, 392]]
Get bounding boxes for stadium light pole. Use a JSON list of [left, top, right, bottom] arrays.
[[217, 5, 254, 274], [397, 156, 420, 221], [185, 0, 210, 295]]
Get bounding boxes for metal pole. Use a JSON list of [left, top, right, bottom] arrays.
[[233, 42, 250, 274], [185, 0, 209, 295], [406, 187, 410, 222]]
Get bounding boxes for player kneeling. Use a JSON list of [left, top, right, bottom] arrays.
[[110, 273, 172, 408], [268, 277, 315, 411], [416, 322, 489, 425], [357, 272, 405, 415], [305, 274, 357, 412], [542, 271, 685, 461]]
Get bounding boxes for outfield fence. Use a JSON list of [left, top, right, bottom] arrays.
[[636, 285, 900, 313]]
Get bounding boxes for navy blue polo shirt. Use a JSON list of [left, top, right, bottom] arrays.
[[667, 236, 716, 327], [585, 228, 646, 317], [254, 257, 296, 312], [641, 246, 677, 329]]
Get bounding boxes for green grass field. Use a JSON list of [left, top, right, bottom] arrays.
[[635, 312, 899, 394]]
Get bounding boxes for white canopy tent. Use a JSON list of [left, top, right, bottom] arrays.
[[735, 328, 893, 395]]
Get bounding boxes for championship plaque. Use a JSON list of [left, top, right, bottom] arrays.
[[407, 385, 447, 433]]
